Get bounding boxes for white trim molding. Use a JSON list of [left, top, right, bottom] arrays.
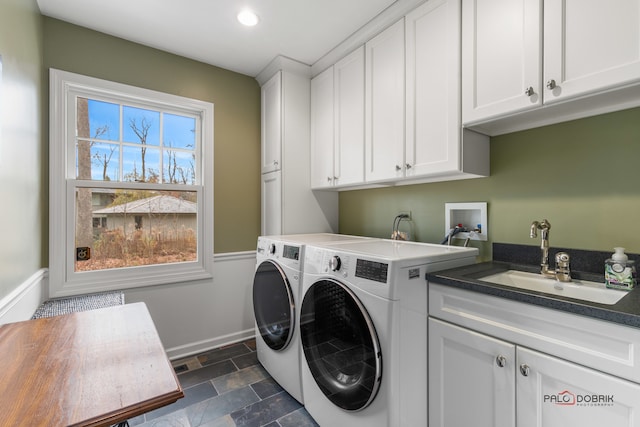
[[0, 251, 260, 362], [0, 269, 48, 325], [166, 328, 256, 361], [48, 69, 215, 297]]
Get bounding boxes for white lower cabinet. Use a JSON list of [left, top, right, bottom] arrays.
[[429, 317, 515, 427], [430, 317, 640, 427], [517, 346, 640, 427]]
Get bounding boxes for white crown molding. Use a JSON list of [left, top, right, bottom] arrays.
[[311, 0, 428, 76]]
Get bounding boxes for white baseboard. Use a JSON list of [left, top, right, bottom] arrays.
[[0, 269, 48, 324], [165, 250, 257, 360], [166, 327, 256, 361]]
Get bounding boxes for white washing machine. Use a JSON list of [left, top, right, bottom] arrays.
[[299, 239, 478, 426], [253, 233, 374, 404]]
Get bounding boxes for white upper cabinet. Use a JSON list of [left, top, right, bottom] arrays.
[[334, 47, 365, 187], [309, 0, 490, 189], [462, 0, 543, 123], [310, 47, 365, 190], [365, 19, 406, 183], [463, 0, 640, 133], [406, 0, 467, 178], [310, 66, 335, 189], [543, 0, 640, 104], [261, 72, 282, 173]]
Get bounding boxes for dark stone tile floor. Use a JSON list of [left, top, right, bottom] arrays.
[[126, 339, 319, 427]]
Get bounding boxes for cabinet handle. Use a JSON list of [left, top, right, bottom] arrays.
[[524, 86, 534, 96], [405, 163, 412, 170], [519, 364, 530, 376], [273, 160, 279, 166], [546, 80, 557, 90], [327, 177, 332, 182], [395, 165, 402, 171], [496, 355, 507, 368]]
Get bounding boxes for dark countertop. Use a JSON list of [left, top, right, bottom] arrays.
[[427, 260, 640, 328]]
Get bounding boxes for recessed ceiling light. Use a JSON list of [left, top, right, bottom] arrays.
[[237, 9, 259, 27]]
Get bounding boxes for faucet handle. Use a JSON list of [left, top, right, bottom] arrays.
[[556, 252, 570, 265], [555, 252, 572, 282]]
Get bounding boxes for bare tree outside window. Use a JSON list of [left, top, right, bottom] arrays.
[[128, 116, 152, 182]]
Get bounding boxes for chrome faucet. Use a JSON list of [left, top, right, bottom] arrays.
[[530, 219, 572, 282]]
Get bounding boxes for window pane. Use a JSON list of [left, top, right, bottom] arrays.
[[122, 146, 161, 182], [75, 188, 198, 272], [123, 106, 160, 145], [163, 113, 196, 150], [85, 98, 120, 141], [163, 150, 195, 184], [76, 140, 120, 181]]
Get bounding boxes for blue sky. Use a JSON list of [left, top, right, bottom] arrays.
[[83, 99, 196, 183]]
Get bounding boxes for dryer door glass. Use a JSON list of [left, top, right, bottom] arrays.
[[253, 260, 295, 351], [300, 279, 382, 411]]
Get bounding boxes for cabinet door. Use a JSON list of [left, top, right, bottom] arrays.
[[310, 67, 335, 189], [261, 72, 282, 174], [517, 347, 640, 427], [462, 0, 542, 124], [429, 318, 516, 427], [334, 47, 365, 187], [365, 19, 405, 183], [406, 0, 460, 177], [261, 171, 281, 235], [543, 0, 640, 104]]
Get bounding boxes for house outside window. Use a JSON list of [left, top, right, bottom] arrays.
[[49, 69, 214, 297]]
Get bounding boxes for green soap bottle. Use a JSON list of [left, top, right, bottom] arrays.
[[605, 247, 636, 291]]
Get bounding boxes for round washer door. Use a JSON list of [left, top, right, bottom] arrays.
[[300, 279, 382, 411], [253, 260, 295, 351]]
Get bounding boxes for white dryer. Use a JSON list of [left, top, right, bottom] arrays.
[[299, 239, 478, 426], [253, 233, 373, 404]]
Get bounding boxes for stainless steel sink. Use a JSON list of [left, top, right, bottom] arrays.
[[479, 269, 628, 305]]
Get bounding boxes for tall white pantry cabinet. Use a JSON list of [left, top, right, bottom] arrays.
[[257, 59, 338, 236]]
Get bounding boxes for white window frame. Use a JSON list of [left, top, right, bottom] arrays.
[[49, 69, 214, 297]]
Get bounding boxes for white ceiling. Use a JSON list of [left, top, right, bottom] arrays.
[[36, 0, 418, 77]]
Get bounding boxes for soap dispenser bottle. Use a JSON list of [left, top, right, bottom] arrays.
[[605, 247, 636, 291]]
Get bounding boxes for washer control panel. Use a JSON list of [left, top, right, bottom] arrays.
[[283, 244, 300, 261], [355, 259, 389, 283]]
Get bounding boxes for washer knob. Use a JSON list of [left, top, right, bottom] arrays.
[[329, 256, 342, 272], [268, 243, 276, 255]]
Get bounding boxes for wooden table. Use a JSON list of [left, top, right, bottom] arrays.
[[0, 302, 184, 427]]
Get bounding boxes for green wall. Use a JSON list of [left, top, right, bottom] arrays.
[[0, 0, 45, 300], [42, 17, 261, 253], [340, 107, 640, 261]]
